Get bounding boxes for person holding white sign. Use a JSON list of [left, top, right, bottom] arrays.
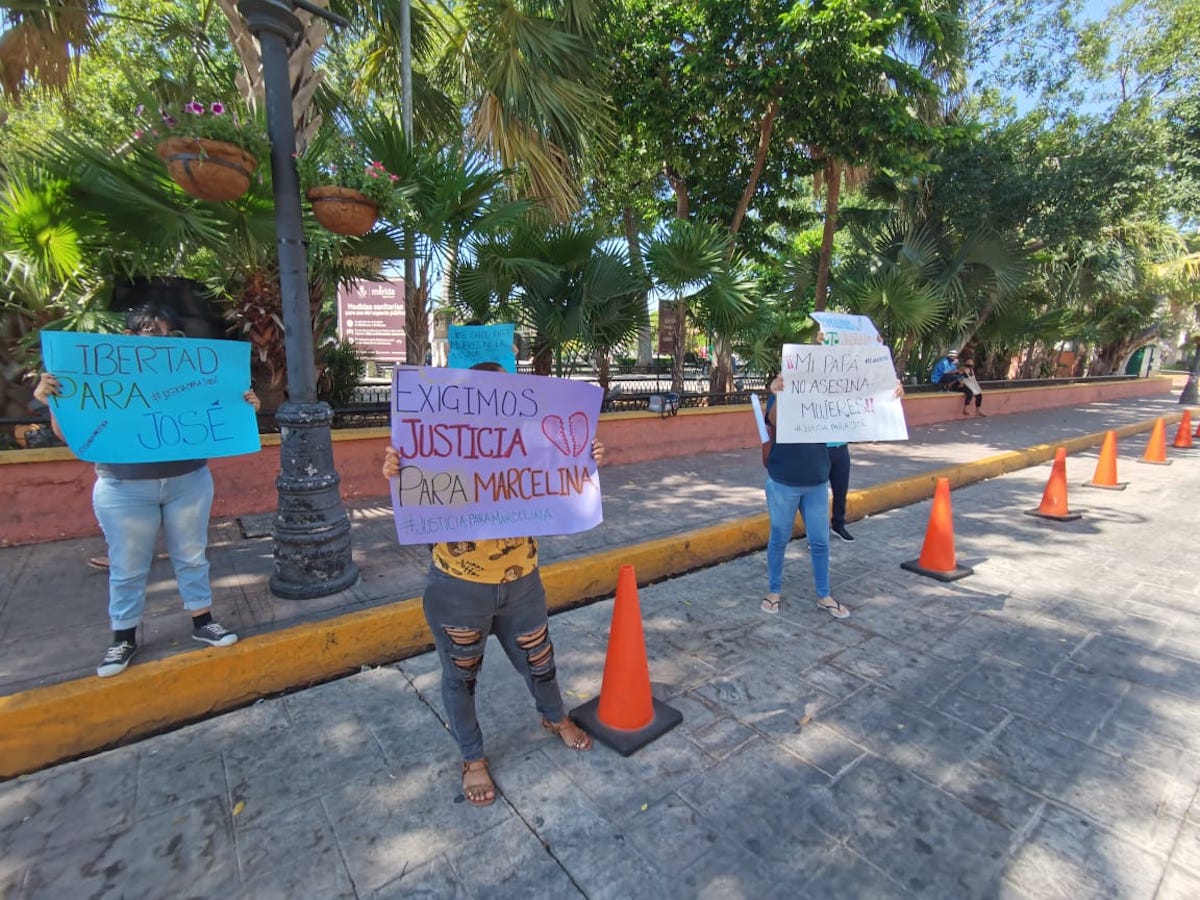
[[761, 377, 850, 620], [33, 304, 260, 678], [381, 362, 603, 808]]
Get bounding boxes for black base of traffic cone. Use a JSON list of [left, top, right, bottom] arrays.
[[1023, 508, 1082, 522], [900, 559, 974, 582], [570, 697, 683, 758]]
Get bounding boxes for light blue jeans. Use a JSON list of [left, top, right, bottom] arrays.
[[92, 467, 215, 631], [765, 476, 831, 598]]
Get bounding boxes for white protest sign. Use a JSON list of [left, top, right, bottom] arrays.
[[776, 343, 908, 443]]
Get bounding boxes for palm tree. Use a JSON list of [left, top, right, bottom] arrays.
[[456, 214, 643, 379], [833, 220, 1027, 380], [0, 0, 99, 99], [351, 115, 532, 365], [426, 0, 612, 219], [643, 219, 755, 394]]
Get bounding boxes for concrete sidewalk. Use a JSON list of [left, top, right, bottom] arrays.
[[0, 396, 1186, 699], [3, 397, 1200, 898], [0, 397, 1191, 781]]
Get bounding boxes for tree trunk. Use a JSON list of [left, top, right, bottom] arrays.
[[623, 206, 652, 366], [664, 164, 689, 220], [893, 333, 917, 384], [531, 339, 553, 376], [670, 299, 688, 394], [813, 157, 842, 312], [405, 272, 430, 366], [1092, 326, 1158, 377], [729, 98, 779, 237], [219, 0, 327, 154], [596, 351, 610, 392], [708, 334, 735, 397]]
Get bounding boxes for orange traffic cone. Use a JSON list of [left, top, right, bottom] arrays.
[[570, 565, 682, 756], [1025, 447, 1081, 521], [1172, 410, 1194, 449], [1082, 430, 1127, 490], [1138, 418, 1172, 465], [900, 477, 973, 582]]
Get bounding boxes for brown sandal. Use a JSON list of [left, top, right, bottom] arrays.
[[542, 717, 593, 752], [461, 758, 495, 807]]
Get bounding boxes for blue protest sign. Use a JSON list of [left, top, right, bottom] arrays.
[[447, 323, 516, 372], [40, 331, 261, 463]]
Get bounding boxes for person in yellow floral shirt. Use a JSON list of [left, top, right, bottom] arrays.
[[382, 363, 602, 807]]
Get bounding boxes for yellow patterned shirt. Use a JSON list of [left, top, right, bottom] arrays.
[[431, 537, 540, 584]]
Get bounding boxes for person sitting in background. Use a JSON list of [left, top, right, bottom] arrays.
[[931, 350, 984, 416]]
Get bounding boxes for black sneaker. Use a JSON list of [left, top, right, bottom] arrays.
[[832, 524, 856, 543], [97, 641, 137, 678], [193, 620, 238, 647]]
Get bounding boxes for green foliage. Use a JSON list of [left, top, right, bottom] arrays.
[[140, 98, 269, 160], [318, 339, 371, 409], [297, 133, 410, 219], [455, 214, 643, 376]]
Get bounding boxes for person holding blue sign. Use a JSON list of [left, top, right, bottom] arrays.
[[33, 303, 260, 678], [382, 362, 602, 808]]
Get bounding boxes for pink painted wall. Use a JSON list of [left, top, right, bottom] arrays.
[[0, 376, 1173, 546]]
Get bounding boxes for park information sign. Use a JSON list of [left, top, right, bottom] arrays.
[[337, 278, 406, 361], [388, 366, 604, 544], [40, 331, 260, 463], [776, 343, 909, 443]]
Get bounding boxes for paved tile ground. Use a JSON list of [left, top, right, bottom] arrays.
[[0, 396, 1185, 695], [3, 399, 1199, 898]]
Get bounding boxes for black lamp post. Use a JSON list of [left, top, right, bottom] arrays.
[[237, 0, 359, 599]]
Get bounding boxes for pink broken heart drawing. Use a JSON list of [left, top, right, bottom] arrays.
[[541, 411, 590, 457]]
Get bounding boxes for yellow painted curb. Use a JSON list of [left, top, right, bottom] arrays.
[[0, 413, 1185, 779]]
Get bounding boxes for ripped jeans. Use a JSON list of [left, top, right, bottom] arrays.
[[423, 566, 566, 761]]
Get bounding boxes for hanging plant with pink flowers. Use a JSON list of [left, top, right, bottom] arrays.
[[298, 141, 410, 235], [140, 100, 269, 203]]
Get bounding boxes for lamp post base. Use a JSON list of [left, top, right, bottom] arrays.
[[269, 401, 360, 599]]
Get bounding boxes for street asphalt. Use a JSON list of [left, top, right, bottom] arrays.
[[2, 395, 1200, 898]]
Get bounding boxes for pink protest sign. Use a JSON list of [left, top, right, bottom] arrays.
[[389, 366, 605, 543]]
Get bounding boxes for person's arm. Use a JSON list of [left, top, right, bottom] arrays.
[[32, 373, 66, 443], [766, 375, 783, 429]]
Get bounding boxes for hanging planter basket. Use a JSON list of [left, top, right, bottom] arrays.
[[306, 186, 380, 236], [156, 137, 258, 202]]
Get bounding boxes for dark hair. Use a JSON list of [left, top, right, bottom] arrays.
[[469, 361, 505, 372], [124, 303, 182, 335]]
